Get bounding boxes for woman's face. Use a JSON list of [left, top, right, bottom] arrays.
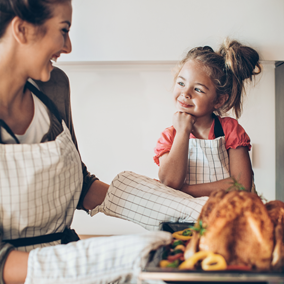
[[26, 1, 72, 82]]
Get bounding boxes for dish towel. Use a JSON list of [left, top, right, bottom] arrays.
[[25, 231, 171, 284], [91, 171, 208, 231]]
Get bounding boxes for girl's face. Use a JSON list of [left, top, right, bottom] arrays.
[[25, 1, 72, 82], [173, 59, 218, 119]]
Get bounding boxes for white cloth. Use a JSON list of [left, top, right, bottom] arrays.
[[25, 231, 172, 284], [0, 121, 83, 251], [91, 171, 208, 231], [185, 136, 230, 185]]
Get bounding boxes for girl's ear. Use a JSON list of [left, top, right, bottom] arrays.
[[214, 94, 229, 109], [11, 17, 30, 44]]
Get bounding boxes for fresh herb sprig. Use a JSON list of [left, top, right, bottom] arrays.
[[226, 177, 247, 192], [189, 220, 206, 236]]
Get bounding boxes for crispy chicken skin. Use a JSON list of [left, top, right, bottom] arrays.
[[266, 200, 284, 271], [185, 189, 275, 271]]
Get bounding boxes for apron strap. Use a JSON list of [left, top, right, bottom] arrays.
[[0, 81, 62, 144], [213, 113, 224, 138], [2, 228, 80, 247], [0, 120, 20, 144], [25, 81, 62, 123]]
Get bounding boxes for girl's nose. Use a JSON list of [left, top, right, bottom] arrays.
[[182, 92, 191, 99]]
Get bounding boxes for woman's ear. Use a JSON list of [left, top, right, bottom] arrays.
[[214, 94, 229, 109], [11, 17, 30, 44]]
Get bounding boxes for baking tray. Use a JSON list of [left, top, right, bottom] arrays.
[[139, 222, 284, 284]]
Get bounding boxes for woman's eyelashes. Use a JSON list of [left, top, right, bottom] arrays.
[[62, 28, 70, 34]]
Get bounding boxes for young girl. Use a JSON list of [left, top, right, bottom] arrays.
[[154, 40, 261, 197]]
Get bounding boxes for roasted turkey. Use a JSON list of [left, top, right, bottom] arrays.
[[184, 189, 284, 271]]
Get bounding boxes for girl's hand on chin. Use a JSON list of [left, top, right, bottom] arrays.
[[173, 111, 196, 134]]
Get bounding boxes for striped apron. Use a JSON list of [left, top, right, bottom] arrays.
[[185, 115, 230, 185], [0, 81, 83, 251]]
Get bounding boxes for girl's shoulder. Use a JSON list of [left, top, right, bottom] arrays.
[[153, 126, 176, 166], [218, 116, 251, 150]]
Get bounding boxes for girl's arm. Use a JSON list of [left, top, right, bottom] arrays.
[[3, 251, 29, 283], [180, 146, 252, 197], [158, 112, 195, 189], [158, 131, 189, 189]]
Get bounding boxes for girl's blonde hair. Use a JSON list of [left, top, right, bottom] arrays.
[[173, 39, 262, 119]]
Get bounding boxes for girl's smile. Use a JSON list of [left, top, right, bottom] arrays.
[[177, 100, 194, 109]]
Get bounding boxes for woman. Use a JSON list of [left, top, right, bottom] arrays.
[[0, 0, 207, 283]]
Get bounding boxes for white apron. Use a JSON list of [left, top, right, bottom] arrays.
[[0, 81, 83, 252], [185, 114, 230, 185]]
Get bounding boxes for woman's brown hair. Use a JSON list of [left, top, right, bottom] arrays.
[[173, 39, 262, 119], [0, 0, 70, 38]]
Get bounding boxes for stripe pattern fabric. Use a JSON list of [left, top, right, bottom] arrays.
[[0, 121, 83, 251], [25, 231, 171, 284], [91, 171, 208, 231], [186, 136, 230, 185]]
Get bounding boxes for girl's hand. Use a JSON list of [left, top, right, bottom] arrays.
[[173, 111, 195, 134]]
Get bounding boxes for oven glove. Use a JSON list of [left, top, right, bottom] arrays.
[[24, 231, 171, 284], [91, 171, 208, 231]]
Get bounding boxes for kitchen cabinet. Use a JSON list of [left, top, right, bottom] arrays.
[[60, 0, 284, 62], [276, 62, 284, 201]]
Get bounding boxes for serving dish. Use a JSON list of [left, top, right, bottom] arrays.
[[139, 222, 284, 284]]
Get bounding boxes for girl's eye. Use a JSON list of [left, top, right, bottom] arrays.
[[178, 82, 185, 87], [195, 87, 204, 93]]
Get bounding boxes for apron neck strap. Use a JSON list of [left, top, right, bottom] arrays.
[[0, 81, 62, 144], [0, 120, 20, 144], [213, 113, 224, 138], [25, 81, 62, 123]]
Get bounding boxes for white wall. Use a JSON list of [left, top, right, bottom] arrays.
[[55, 61, 276, 235], [60, 0, 284, 62]]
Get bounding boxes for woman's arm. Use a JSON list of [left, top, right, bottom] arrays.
[[180, 146, 253, 197], [158, 112, 194, 189], [3, 251, 29, 284], [83, 180, 109, 211]]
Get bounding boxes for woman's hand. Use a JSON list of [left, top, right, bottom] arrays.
[[172, 111, 195, 135]]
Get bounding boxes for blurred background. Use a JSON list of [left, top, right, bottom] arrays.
[[54, 0, 284, 235]]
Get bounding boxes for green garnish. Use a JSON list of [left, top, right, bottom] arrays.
[[182, 229, 193, 236], [172, 240, 183, 247], [226, 177, 247, 192], [190, 220, 207, 236], [173, 249, 183, 255], [166, 260, 179, 268]]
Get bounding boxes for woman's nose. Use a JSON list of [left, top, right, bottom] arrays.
[[62, 35, 72, 54]]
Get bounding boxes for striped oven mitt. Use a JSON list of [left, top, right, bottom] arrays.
[[25, 231, 171, 284], [91, 171, 208, 231]]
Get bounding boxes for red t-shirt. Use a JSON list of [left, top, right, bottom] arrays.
[[153, 116, 251, 166]]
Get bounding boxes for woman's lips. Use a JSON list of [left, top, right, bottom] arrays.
[[178, 100, 192, 108]]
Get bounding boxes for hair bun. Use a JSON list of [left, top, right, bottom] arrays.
[[219, 39, 261, 81], [202, 46, 214, 52]]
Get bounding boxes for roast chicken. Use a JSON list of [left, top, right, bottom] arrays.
[[184, 189, 284, 271]]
